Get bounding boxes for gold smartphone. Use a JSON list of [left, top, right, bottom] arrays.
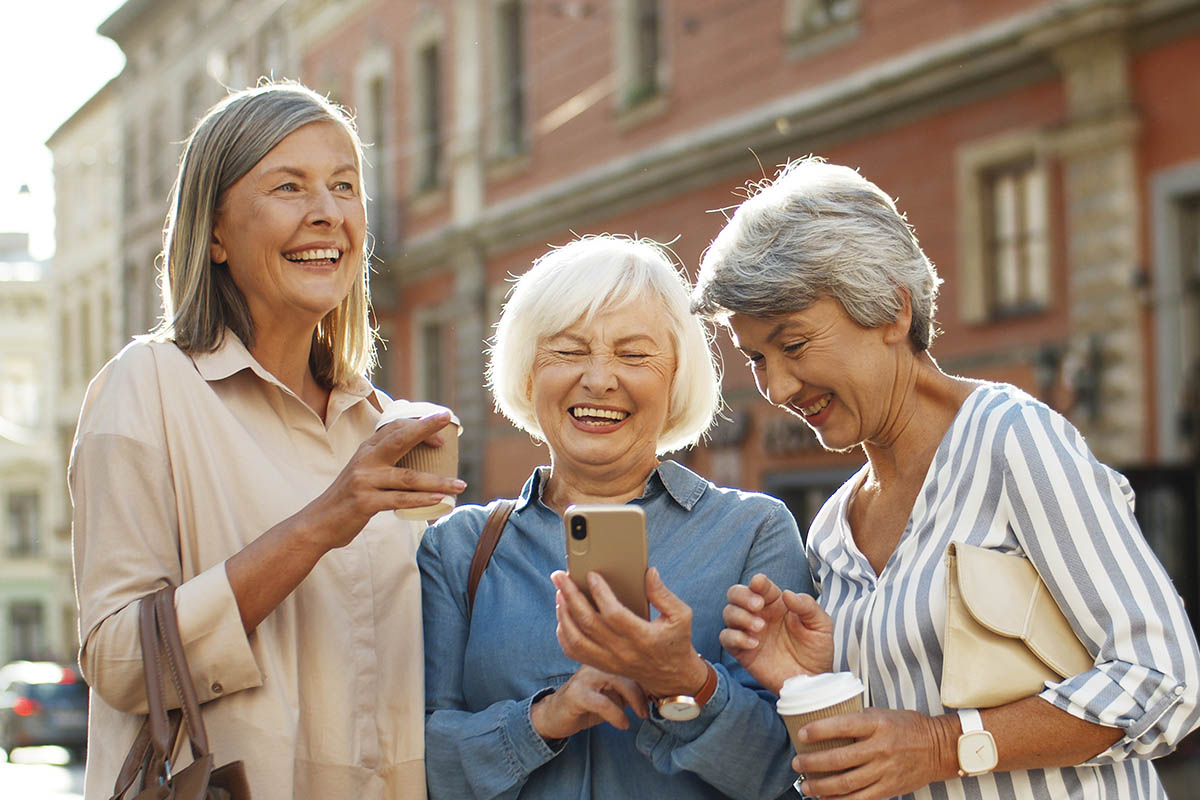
[[564, 504, 649, 619]]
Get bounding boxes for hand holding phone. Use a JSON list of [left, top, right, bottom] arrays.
[[564, 504, 649, 619]]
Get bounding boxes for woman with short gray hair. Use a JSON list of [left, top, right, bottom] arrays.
[[71, 81, 463, 799], [705, 157, 1200, 799]]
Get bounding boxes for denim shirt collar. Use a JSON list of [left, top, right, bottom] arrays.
[[514, 459, 707, 513]]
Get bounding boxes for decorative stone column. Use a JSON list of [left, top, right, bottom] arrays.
[[1038, 5, 1144, 464], [449, 0, 489, 499]]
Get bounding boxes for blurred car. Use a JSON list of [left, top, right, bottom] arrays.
[[0, 660, 88, 758]]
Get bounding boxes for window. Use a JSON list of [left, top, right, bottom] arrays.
[[493, 0, 526, 157], [9, 602, 45, 661], [617, 0, 664, 108], [121, 129, 138, 212], [415, 42, 443, 193], [356, 60, 392, 243], [0, 356, 39, 428], [784, 0, 860, 59], [982, 161, 1049, 317], [150, 101, 171, 203], [81, 298, 95, 381], [956, 133, 1052, 324], [418, 318, 451, 404], [7, 491, 41, 557]]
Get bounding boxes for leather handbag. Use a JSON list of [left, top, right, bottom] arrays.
[[108, 585, 251, 800], [941, 542, 1095, 709]]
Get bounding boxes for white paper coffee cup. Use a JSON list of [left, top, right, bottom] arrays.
[[376, 400, 462, 521], [777, 672, 865, 778]]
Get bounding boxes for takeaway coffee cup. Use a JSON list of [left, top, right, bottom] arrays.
[[376, 400, 461, 521], [777, 672, 865, 779]]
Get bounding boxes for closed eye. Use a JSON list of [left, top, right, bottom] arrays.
[[783, 341, 807, 355]]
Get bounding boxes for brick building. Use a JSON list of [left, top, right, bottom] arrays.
[[74, 0, 1200, 614], [292, 0, 1200, 617]]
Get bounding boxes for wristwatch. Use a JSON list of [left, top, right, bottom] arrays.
[[657, 658, 718, 722], [956, 708, 998, 777]]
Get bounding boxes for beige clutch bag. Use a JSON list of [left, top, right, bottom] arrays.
[[941, 542, 1095, 709]]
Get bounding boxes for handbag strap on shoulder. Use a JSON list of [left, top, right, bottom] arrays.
[[467, 499, 518, 617]]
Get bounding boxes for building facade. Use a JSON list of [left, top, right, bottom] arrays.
[[294, 0, 1200, 617], [0, 234, 74, 664], [78, 0, 1200, 621]]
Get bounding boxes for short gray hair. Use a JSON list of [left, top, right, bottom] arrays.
[[691, 157, 942, 351], [154, 80, 376, 386], [489, 235, 721, 454]]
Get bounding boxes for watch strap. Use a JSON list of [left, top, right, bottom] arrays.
[[957, 707, 984, 734], [691, 659, 718, 707]]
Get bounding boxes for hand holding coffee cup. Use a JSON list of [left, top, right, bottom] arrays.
[[376, 400, 462, 521], [776, 671, 865, 780]]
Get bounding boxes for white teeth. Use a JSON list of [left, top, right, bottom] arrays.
[[571, 407, 629, 422], [285, 248, 341, 262], [798, 394, 832, 417]]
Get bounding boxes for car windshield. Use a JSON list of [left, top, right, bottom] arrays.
[[22, 681, 88, 709]]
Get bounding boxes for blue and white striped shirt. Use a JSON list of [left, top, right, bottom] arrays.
[[807, 382, 1200, 799]]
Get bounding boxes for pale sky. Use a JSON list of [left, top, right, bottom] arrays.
[[2, 0, 127, 259]]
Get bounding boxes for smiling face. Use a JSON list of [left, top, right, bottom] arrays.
[[530, 296, 677, 482], [728, 296, 910, 452], [209, 121, 365, 337]]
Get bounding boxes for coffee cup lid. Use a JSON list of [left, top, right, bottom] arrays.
[[776, 671, 864, 714], [376, 400, 462, 432]]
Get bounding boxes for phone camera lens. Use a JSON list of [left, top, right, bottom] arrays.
[[570, 517, 587, 541]]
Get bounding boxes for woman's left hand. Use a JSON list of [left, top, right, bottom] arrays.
[[550, 567, 709, 698], [791, 708, 957, 800]]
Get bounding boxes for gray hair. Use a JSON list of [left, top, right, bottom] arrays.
[[153, 80, 375, 386], [489, 234, 721, 454], [691, 157, 942, 351]]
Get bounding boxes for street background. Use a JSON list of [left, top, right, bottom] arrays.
[[3, 0, 1200, 796]]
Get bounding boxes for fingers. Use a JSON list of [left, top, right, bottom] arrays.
[[643, 567, 686, 619], [718, 626, 759, 652], [604, 675, 649, 719], [375, 412, 454, 462], [747, 572, 784, 604], [381, 466, 466, 496]]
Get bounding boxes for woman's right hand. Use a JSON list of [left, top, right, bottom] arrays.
[[226, 412, 466, 633], [301, 411, 467, 550], [530, 665, 648, 742], [719, 573, 835, 694]]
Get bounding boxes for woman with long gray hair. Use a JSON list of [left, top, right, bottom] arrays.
[[703, 157, 1200, 799], [70, 82, 463, 799]]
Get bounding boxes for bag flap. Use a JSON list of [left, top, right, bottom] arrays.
[[952, 542, 1039, 639], [950, 543, 1093, 679], [1025, 583, 1095, 678]]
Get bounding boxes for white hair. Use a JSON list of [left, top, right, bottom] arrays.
[[489, 235, 721, 454], [691, 156, 942, 351]]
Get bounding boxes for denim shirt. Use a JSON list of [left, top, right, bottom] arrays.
[[419, 460, 813, 799]]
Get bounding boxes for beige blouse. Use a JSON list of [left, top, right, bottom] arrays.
[[70, 333, 425, 800]]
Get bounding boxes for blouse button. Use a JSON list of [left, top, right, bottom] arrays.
[[211, 682, 224, 694], [1175, 686, 1185, 696]]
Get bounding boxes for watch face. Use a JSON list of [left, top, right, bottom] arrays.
[[658, 698, 700, 722], [957, 730, 998, 775]]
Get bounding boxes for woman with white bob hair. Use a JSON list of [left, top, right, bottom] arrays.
[[700, 157, 1200, 799], [419, 234, 811, 799]]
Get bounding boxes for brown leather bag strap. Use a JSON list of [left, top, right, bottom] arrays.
[[467, 499, 518, 617], [154, 584, 212, 760]]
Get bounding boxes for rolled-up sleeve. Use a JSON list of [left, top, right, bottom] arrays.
[[418, 525, 561, 799], [70, 359, 261, 715], [633, 501, 811, 799], [1002, 405, 1200, 761]]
